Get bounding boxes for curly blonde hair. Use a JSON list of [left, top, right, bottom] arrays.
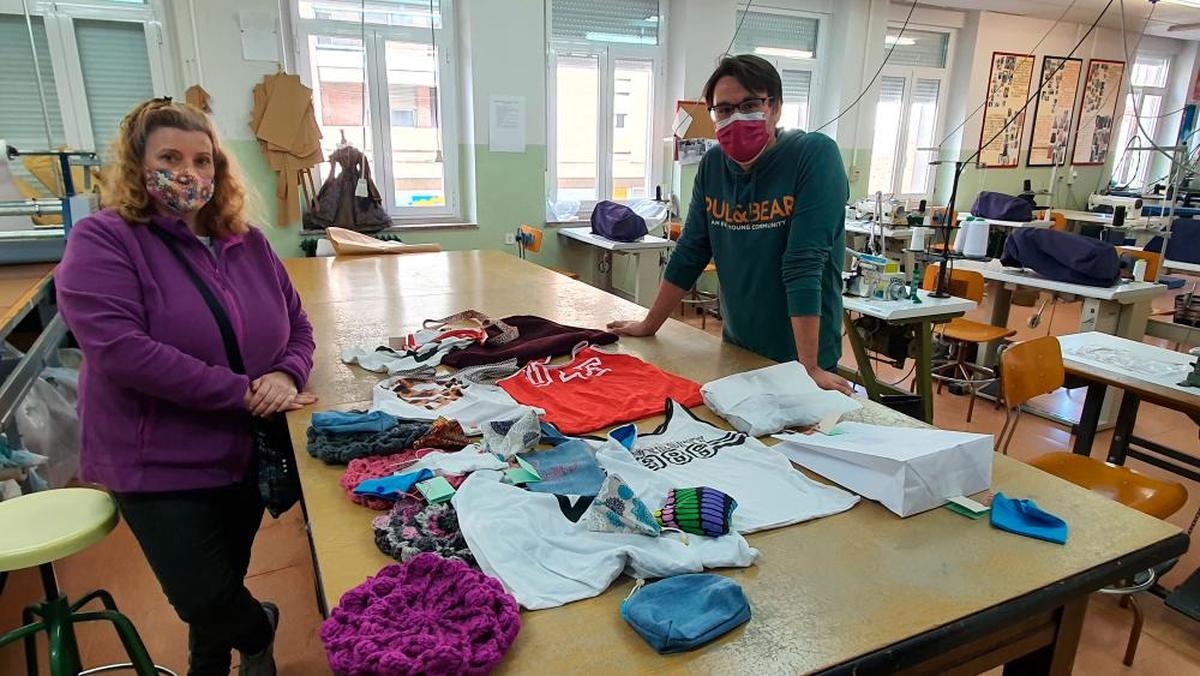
[[102, 98, 250, 237]]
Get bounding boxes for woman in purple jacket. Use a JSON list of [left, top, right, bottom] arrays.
[[56, 98, 316, 676]]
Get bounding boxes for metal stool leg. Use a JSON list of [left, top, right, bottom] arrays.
[[22, 606, 39, 676], [73, 611, 158, 676], [1120, 594, 1144, 666]]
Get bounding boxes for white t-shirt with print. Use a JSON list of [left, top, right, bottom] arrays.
[[595, 399, 859, 533], [370, 373, 541, 435]]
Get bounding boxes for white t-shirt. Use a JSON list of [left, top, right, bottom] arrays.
[[596, 399, 859, 533], [454, 468, 759, 610], [370, 373, 541, 435]]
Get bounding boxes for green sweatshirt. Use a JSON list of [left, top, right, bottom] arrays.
[[664, 129, 847, 370]]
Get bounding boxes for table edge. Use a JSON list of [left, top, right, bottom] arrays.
[[820, 530, 1190, 675]]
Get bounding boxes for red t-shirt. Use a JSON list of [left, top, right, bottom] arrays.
[[498, 347, 703, 434]]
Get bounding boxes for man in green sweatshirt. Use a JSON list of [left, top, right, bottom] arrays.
[[609, 55, 851, 394]]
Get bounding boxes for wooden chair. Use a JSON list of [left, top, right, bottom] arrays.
[[1028, 452, 1187, 666], [1034, 210, 1068, 231], [517, 224, 578, 280], [921, 264, 1017, 422], [1002, 336, 1189, 666], [997, 336, 1066, 454], [1117, 246, 1162, 283]]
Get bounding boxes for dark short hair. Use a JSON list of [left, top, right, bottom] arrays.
[[702, 55, 783, 106]]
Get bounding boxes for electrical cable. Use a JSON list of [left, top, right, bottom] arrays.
[[722, 0, 754, 58], [1115, 0, 1194, 183], [932, 0, 1080, 151], [965, 0, 1113, 171], [810, 0, 918, 135]]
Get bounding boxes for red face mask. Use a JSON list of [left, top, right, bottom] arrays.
[[715, 112, 771, 164]]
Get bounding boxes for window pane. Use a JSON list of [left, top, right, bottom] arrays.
[[555, 54, 600, 201], [611, 59, 652, 200], [299, 0, 441, 28], [733, 10, 818, 59], [883, 29, 949, 69], [868, 77, 906, 194], [0, 15, 65, 152], [551, 0, 659, 45], [308, 35, 373, 168], [900, 79, 940, 195], [1130, 55, 1169, 88], [75, 20, 154, 155], [780, 69, 812, 130], [385, 40, 444, 208]]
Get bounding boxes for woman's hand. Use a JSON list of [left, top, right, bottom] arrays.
[[246, 371, 299, 417], [808, 366, 854, 396], [607, 319, 657, 337]]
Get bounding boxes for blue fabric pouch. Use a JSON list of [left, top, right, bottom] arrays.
[[621, 574, 751, 653], [990, 492, 1068, 544]]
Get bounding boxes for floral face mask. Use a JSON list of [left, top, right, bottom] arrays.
[[144, 168, 214, 214]]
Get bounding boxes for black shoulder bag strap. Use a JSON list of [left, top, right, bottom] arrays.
[[148, 225, 300, 517], [148, 226, 246, 375]]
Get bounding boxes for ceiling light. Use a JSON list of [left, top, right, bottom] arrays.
[[754, 46, 814, 60]]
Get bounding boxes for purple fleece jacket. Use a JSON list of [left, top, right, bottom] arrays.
[[56, 209, 315, 493]]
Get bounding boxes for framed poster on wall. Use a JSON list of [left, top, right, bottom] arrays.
[[979, 51, 1035, 168], [1026, 56, 1082, 166], [1072, 59, 1126, 166]]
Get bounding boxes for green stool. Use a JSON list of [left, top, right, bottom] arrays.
[[0, 488, 171, 675]]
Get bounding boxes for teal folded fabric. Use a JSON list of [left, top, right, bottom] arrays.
[[990, 492, 1068, 545], [353, 469, 434, 499]]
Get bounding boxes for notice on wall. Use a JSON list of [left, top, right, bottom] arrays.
[[1026, 56, 1082, 167], [1072, 59, 1126, 166], [489, 95, 526, 153], [978, 52, 1035, 168], [238, 11, 280, 62]]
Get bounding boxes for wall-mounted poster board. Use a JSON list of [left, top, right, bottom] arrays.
[[1072, 59, 1126, 166], [979, 52, 1035, 168], [1027, 56, 1082, 166]]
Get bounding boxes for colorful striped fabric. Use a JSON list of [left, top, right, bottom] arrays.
[[655, 487, 737, 537]]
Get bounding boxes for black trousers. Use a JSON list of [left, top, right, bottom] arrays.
[[115, 479, 273, 676]]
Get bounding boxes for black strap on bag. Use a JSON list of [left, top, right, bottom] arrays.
[[149, 226, 301, 517]]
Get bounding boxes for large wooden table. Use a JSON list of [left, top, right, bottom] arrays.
[[283, 251, 1188, 674]]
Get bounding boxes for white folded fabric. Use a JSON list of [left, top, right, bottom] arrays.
[[701, 362, 861, 436]]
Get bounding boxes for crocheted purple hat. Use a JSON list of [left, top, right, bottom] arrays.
[[321, 553, 521, 675]]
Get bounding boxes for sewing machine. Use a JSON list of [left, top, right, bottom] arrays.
[[852, 194, 907, 225], [1088, 193, 1144, 220], [845, 250, 908, 301]]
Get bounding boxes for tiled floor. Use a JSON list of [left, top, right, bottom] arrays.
[[1, 279, 1197, 675]]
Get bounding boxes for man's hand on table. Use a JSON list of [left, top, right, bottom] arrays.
[[607, 319, 657, 337], [808, 365, 853, 396]]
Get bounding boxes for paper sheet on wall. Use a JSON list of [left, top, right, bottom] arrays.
[[238, 11, 280, 62], [489, 95, 526, 153]]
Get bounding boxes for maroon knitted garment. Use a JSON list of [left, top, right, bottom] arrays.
[[321, 554, 521, 675]]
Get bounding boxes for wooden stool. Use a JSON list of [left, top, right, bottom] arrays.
[[1029, 452, 1188, 666], [0, 488, 172, 676]]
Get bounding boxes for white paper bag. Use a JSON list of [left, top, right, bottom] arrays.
[[701, 362, 861, 436], [773, 423, 993, 517]]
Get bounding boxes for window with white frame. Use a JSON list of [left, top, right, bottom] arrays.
[[868, 27, 952, 198], [1111, 54, 1172, 190], [732, 7, 823, 132], [548, 0, 663, 208], [295, 0, 460, 221], [0, 1, 169, 166]]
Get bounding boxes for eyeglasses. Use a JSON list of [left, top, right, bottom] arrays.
[[708, 97, 773, 118]]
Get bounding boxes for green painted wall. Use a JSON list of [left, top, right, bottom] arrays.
[[933, 149, 1112, 212], [227, 140, 303, 257]]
